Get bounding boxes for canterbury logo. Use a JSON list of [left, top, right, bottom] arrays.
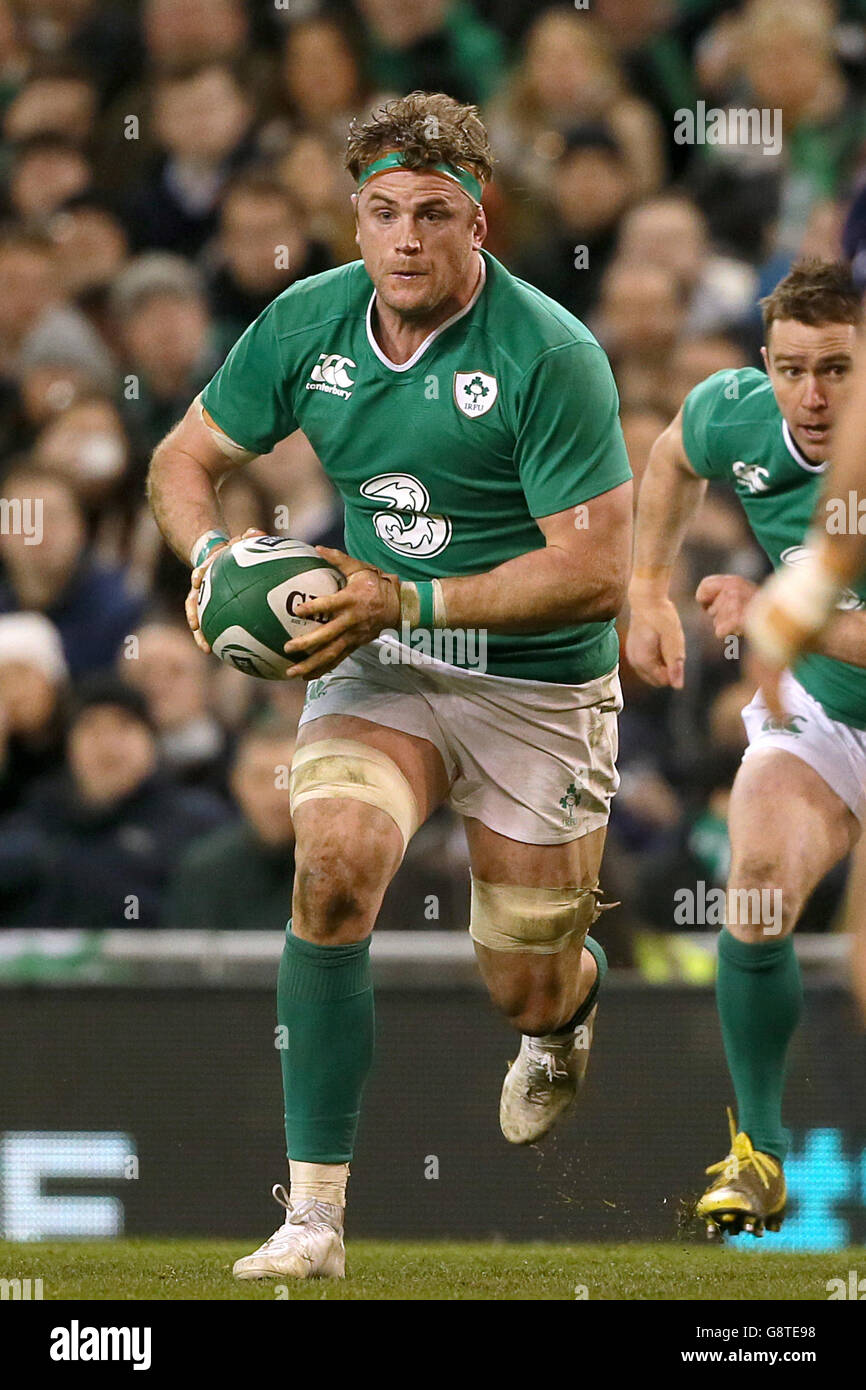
[[307, 353, 356, 398]]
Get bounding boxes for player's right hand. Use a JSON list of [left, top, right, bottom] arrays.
[[625, 596, 686, 688], [185, 527, 266, 653]]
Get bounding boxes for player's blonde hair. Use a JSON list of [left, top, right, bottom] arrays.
[[344, 91, 494, 190]]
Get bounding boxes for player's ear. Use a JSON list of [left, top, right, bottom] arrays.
[[351, 192, 360, 247], [760, 345, 770, 372], [472, 202, 487, 249]]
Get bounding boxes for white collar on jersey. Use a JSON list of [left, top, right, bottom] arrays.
[[781, 418, 829, 474], [365, 252, 486, 373]]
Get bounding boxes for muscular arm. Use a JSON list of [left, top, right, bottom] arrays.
[[438, 479, 633, 632], [629, 407, 707, 600], [625, 408, 707, 688], [146, 400, 252, 564], [288, 481, 634, 679]]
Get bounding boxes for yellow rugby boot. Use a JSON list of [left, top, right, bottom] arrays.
[[696, 1108, 787, 1238]]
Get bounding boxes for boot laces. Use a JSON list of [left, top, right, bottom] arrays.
[[523, 1036, 570, 1089], [704, 1107, 781, 1189]]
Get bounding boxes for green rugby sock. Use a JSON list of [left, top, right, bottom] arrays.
[[277, 922, 375, 1164], [716, 929, 802, 1162], [553, 934, 608, 1033]]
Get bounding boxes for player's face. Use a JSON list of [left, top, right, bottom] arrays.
[[763, 319, 858, 463], [354, 169, 485, 321]]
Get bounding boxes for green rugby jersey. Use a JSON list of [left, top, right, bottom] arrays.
[[200, 250, 631, 683], [682, 366, 866, 729]]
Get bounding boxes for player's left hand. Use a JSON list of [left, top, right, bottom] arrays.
[[696, 573, 757, 639], [282, 545, 401, 678]]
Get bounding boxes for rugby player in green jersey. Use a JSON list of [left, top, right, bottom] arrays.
[[147, 92, 633, 1278], [747, 347, 866, 705], [746, 337, 866, 1025], [627, 260, 863, 1238]]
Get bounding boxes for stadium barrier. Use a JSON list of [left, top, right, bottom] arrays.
[[1, 932, 864, 1250]]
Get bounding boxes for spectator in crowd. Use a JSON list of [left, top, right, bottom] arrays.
[[163, 716, 296, 931], [32, 392, 134, 558], [46, 196, 130, 366], [0, 611, 66, 816], [141, 0, 251, 71], [94, 0, 258, 195], [48, 196, 129, 310], [513, 124, 635, 321], [615, 194, 758, 339], [0, 2, 31, 120], [689, 0, 866, 259], [122, 620, 230, 799], [0, 674, 229, 927], [276, 131, 359, 265], [594, 0, 701, 177], [663, 333, 749, 417], [12, 1, 141, 105], [356, 0, 506, 106], [112, 253, 219, 459], [485, 7, 665, 212], [207, 173, 333, 353], [3, 61, 98, 145], [844, 177, 866, 290], [7, 132, 92, 219], [633, 749, 740, 933], [0, 465, 145, 676], [15, 350, 111, 441], [264, 14, 375, 149], [125, 62, 257, 258], [592, 258, 687, 409], [0, 228, 115, 397]]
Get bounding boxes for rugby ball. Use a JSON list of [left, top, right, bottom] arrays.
[[197, 535, 345, 679]]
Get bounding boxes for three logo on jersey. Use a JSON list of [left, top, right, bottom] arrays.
[[305, 354, 499, 418], [306, 352, 499, 558]]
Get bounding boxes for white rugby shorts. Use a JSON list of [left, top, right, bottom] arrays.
[[741, 670, 866, 822], [297, 637, 622, 845]]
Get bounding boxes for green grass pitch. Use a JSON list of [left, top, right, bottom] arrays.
[[1, 1239, 862, 1300]]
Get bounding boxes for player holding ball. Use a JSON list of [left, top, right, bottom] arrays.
[[147, 92, 632, 1280]]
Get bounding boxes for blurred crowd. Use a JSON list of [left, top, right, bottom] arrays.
[[0, 0, 863, 954]]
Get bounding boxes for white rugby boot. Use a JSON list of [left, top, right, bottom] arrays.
[[499, 1005, 596, 1145], [232, 1184, 345, 1280]]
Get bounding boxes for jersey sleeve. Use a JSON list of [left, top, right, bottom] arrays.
[[200, 300, 298, 455], [680, 370, 737, 479], [513, 341, 632, 518]]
